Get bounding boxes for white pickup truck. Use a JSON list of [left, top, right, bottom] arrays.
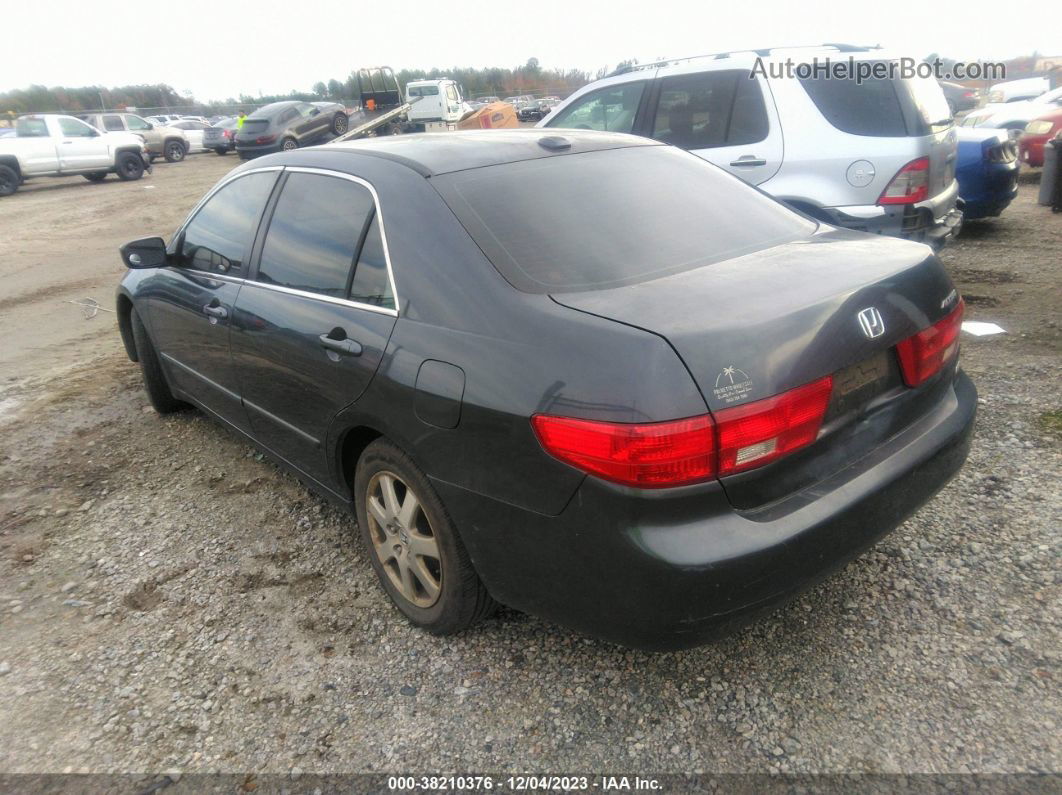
[[0, 114, 151, 197]]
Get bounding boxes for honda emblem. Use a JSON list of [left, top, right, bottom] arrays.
[[857, 307, 885, 339]]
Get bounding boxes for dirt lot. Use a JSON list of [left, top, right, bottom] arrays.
[[0, 153, 1059, 778]]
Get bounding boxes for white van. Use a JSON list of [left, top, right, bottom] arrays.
[[405, 79, 465, 125]]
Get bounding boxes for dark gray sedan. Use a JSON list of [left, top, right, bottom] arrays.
[[115, 130, 975, 649], [203, 117, 238, 155], [234, 100, 348, 158]]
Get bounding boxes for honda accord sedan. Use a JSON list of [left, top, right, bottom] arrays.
[[115, 130, 976, 650]]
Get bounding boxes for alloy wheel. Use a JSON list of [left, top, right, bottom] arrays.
[[282, 138, 298, 151], [365, 471, 442, 608]]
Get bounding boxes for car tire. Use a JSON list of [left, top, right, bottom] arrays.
[[130, 308, 184, 414], [115, 152, 145, 181], [332, 113, 348, 136], [163, 140, 186, 162], [355, 439, 498, 635], [214, 147, 228, 156], [281, 137, 298, 151], [84, 172, 108, 182], [0, 164, 21, 196]]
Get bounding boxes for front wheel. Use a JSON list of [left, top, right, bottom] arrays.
[[281, 137, 298, 151], [332, 113, 348, 135], [355, 439, 497, 635], [115, 152, 145, 181], [163, 140, 186, 162]]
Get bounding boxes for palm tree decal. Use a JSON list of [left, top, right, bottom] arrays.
[[715, 366, 750, 389]]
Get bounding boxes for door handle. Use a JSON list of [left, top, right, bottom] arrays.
[[318, 333, 363, 357], [202, 303, 228, 319], [730, 156, 767, 167]]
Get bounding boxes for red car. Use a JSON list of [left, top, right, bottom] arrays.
[[1018, 108, 1062, 167]]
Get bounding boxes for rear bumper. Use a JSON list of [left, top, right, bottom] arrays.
[[435, 371, 976, 650], [960, 162, 1020, 220], [824, 179, 963, 250], [235, 141, 282, 158]]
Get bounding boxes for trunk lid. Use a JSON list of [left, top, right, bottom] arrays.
[[551, 228, 961, 506]]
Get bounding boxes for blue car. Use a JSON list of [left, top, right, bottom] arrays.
[[955, 128, 1020, 220]]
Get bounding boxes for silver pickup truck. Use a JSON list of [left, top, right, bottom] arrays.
[[0, 114, 150, 197]]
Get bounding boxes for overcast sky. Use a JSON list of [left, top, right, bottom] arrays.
[[7, 0, 1058, 101]]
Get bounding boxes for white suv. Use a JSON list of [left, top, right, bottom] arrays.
[[540, 44, 962, 248]]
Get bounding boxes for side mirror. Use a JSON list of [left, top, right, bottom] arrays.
[[310, 107, 321, 116], [121, 237, 168, 269]]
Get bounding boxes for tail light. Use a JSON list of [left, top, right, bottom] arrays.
[[878, 157, 930, 205], [531, 376, 833, 488], [529, 414, 715, 488], [255, 134, 277, 145], [896, 299, 964, 387], [986, 139, 1017, 163], [714, 376, 834, 475]]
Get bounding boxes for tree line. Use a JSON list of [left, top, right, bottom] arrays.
[[1, 59, 604, 116]]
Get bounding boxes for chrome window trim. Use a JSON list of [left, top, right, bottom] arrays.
[[242, 279, 399, 317], [175, 165, 284, 236], [177, 270, 399, 317], [170, 165, 400, 317]]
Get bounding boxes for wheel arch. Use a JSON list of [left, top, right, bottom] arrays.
[[0, 155, 21, 179], [336, 424, 385, 498], [116, 292, 138, 362]]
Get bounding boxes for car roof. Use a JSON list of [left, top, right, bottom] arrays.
[[317, 129, 659, 176], [252, 101, 301, 117]]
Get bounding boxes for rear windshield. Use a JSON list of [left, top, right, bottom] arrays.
[[800, 65, 952, 137], [433, 145, 814, 294], [240, 119, 269, 133]]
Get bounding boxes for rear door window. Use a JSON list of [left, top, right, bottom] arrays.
[[256, 172, 375, 298], [179, 171, 278, 275], [651, 70, 768, 149], [434, 145, 813, 293], [125, 115, 151, 131], [102, 115, 125, 131], [546, 81, 645, 134]]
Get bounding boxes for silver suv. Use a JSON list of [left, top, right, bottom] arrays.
[[540, 44, 962, 248]]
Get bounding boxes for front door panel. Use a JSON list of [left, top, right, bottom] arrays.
[[146, 271, 248, 427]]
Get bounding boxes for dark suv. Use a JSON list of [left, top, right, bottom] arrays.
[[235, 101, 348, 158]]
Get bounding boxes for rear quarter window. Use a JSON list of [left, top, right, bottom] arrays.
[[799, 72, 908, 136], [434, 145, 814, 294]]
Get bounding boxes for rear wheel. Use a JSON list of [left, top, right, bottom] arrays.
[[214, 147, 228, 155], [163, 140, 186, 162], [355, 439, 497, 634], [115, 152, 145, 181], [84, 172, 108, 182], [0, 164, 20, 196], [281, 137, 298, 151], [332, 113, 348, 135], [130, 309, 184, 413]]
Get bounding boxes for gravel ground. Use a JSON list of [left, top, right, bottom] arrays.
[[0, 159, 1058, 778]]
